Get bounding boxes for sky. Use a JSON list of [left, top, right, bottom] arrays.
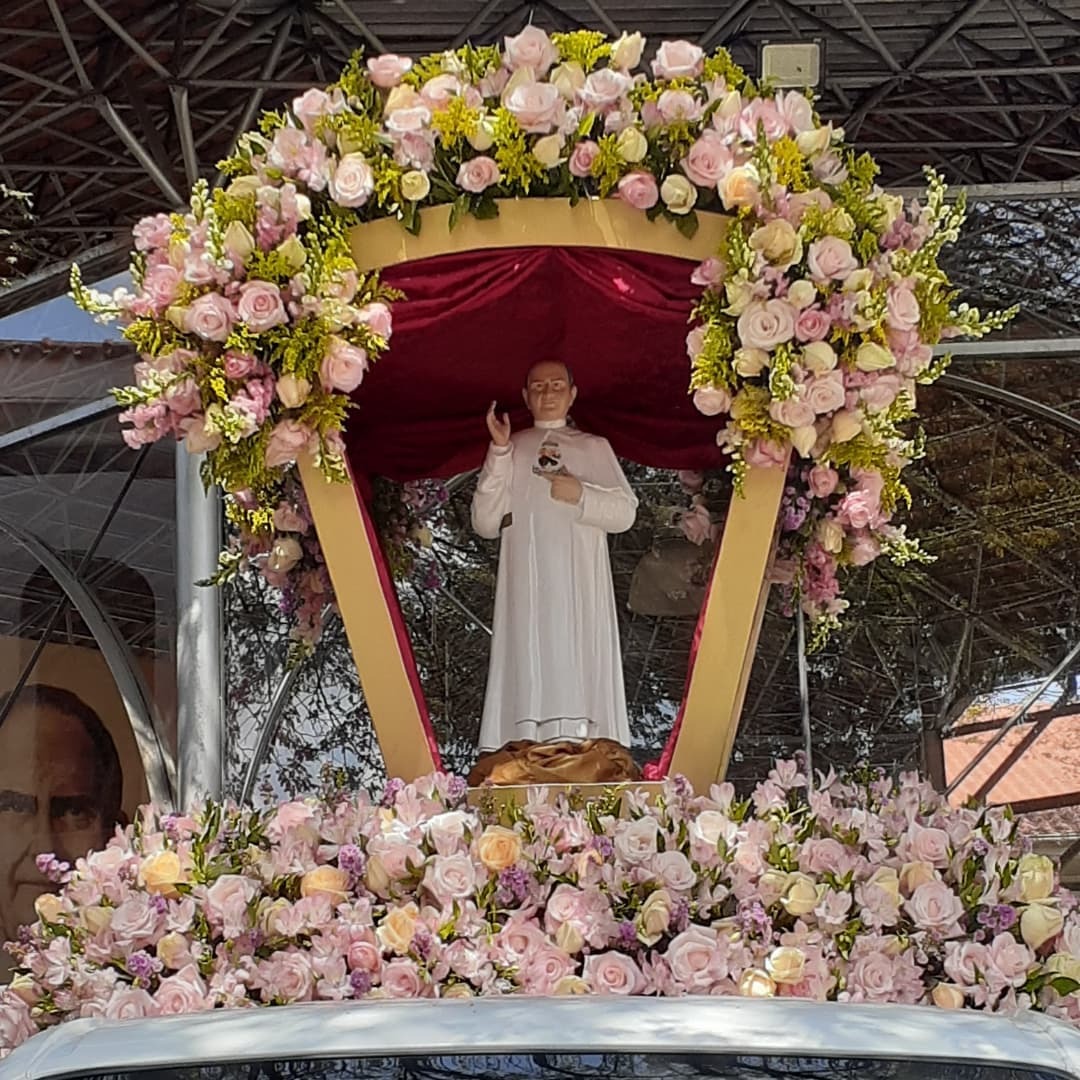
[[0, 271, 129, 344]]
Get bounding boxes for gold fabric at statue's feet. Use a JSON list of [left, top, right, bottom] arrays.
[[468, 738, 642, 787]]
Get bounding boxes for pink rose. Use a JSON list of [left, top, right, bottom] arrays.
[[140, 264, 182, 314], [519, 945, 576, 994], [133, 212, 173, 252], [457, 156, 501, 193], [739, 98, 786, 143], [321, 336, 368, 393], [183, 292, 235, 342], [657, 89, 701, 124], [0, 990, 37, 1051], [693, 386, 731, 416], [386, 105, 431, 137], [887, 328, 932, 377], [737, 299, 797, 350], [651, 40, 704, 79], [905, 880, 965, 936], [654, 850, 697, 892], [110, 896, 162, 951], [886, 284, 920, 330], [268, 127, 328, 191], [347, 939, 381, 974], [265, 419, 314, 469], [837, 489, 882, 530], [584, 951, 646, 995], [258, 950, 314, 1003], [367, 54, 413, 88], [807, 237, 859, 282], [104, 986, 158, 1021], [986, 932, 1034, 989], [222, 351, 256, 380], [804, 371, 846, 414], [776, 90, 814, 134], [504, 80, 562, 133], [503, 25, 558, 75], [356, 301, 393, 340], [744, 439, 788, 469], [860, 372, 903, 413], [422, 853, 477, 905], [569, 140, 600, 177], [679, 503, 713, 546], [382, 958, 425, 998], [617, 170, 659, 210], [329, 153, 376, 208], [944, 940, 989, 986], [665, 926, 719, 990], [681, 132, 733, 188], [237, 280, 287, 332], [845, 949, 900, 1003], [808, 464, 839, 498], [154, 965, 211, 1015], [544, 884, 585, 933], [420, 74, 462, 112], [691, 256, 725, 288], [164, 376, 201, 418], [795, 307, 832, 343], [205, 874, 258, 939], [292, 87, 338, 133], [848, 531, 880, 566], [579, 69, 633, 111], [769, 394, 816, 429]]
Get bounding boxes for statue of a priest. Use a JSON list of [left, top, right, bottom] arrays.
[[471, 361, 638, 752]]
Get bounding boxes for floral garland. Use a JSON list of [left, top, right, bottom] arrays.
[[72, 26, 1014, 645], [2, 763, 1079, 1054]]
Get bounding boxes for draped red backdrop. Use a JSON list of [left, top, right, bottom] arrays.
[[343, 246, 727, 778]]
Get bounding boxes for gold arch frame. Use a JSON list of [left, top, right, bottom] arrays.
[[299, 197, 786, 793]]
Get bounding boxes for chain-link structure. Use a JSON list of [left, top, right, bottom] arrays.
[[2, 0, 1079, 316]]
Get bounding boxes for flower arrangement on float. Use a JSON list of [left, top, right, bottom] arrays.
[[71, 25, 1015, 646], [2, 762, 1078, 1054]]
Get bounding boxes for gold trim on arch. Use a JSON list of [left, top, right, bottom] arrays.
[[347, 197, 729, 272], [300, 196, 783, 790]]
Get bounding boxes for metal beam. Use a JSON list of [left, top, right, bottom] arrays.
[[327, 0, 386, 53], [0, 396, 119, 452], [80, 0, 174, 82], [939, 373, 1080, 438]]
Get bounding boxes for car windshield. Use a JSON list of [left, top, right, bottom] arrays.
[[60, 1053, 1075, 1080]]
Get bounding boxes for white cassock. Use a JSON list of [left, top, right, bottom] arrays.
[[471, 419, 638, 750]]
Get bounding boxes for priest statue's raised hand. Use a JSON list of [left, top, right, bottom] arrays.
[[471, 360, 638, 754]]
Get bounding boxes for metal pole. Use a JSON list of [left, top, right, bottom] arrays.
[[945, 639, 1080, 797], [796, 605, 814, 789], [175, 446, 223, 808]]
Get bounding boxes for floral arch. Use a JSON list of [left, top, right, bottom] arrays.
[[73, 26, 1013, 787]]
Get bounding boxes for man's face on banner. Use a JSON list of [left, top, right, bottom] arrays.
[[0, 701, 113, 943]]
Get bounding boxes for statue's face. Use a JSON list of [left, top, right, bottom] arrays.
[[523, 361, 577, 423]]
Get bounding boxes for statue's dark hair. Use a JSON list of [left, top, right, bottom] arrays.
[[0, 683, 123, 828]]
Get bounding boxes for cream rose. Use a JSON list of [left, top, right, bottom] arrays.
[[782, 873, 820, 916], [1018, 853, 1055, 902], [222, 220, 255, 260], [1020, 902, 1064, 950], [532, 133, 563, 168], [719, 165, 760, 210], [550, 62, 586, 99], [400, 170, 431, 201], [1046, 952, 1080, 988], [802, 341, 837, 374], [637, 890, 674, 946], [931, 983, 965, 1009], [554, 975, 590, 995], [787, 279, 818, 310], [733, 347, 769, 377], [156, 930, 193, 970], [365, 853, 391, 895], [34, 893, 64, 923], [766, 945, 807, 985], [661, 174, 697, 215], [81, 905, 114, 936], [300, 865, 350, 901], [796, 126, 831, 157], [376, 903, 419, 954], [738, 968, 776, 997], [830, 409, 863, 443], [477, 825, 522, 871], [750, 219, 802, 269], [611, 31, 646, 70], [616, 126, 648, 163], [855, 341, 895, 371], [816, 517, 844, 554], [277, 373, 311, 409], [138, 850, 186, 898], [555, 921, 585, 954]]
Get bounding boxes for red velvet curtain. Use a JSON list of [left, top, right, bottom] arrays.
[[345, 246, 725, 479]]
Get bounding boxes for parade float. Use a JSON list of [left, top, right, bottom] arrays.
[[5, 24, 1077, 1057]]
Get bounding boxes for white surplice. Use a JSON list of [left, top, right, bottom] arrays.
[[471, 420, 638, 750]]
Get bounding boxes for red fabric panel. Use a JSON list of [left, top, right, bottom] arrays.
[[345, 246, 724, 481]]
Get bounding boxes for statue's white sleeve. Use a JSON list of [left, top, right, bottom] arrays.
[[577, 438, 638, 534], [471, 442, 514, 539]]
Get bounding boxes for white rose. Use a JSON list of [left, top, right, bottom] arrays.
[[661, 174, 697, 215], [401, 170, 431, 201], [610, 31, 646, 70], [468, 118, 495, 151], [790, 425, 817, 457], [733, 347, 769, 377], [532, 133, 563, 168], [223, 220, 255, 259], [816, 518, 844, 553], [616, 126, 648, 163], [781, 873, 819, 916], [842, 268, 874, 293], [787, 279, 817, 310], [1018, 853, 1056, 902], [802, 341, 837, 374], [855, 341, 895, 371], [276, 235, 306, 272], [277, 373, 311, 409], [226, 175, 260, 198], [550, 62, 586, 99], [796, 126, 831, 157]]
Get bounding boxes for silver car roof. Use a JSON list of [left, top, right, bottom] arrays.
[[3, 999, 1080, 1080]]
